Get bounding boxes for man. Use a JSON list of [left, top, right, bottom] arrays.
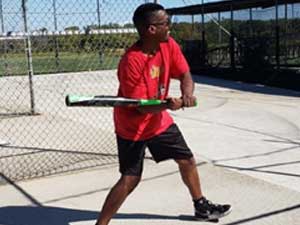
[[95, 3, 231, 225]]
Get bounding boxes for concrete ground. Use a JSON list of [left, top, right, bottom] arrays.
[[0, 139, 9, 146], [0, 74, 300, 225]]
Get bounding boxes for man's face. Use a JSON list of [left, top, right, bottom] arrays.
[[147, 10, 171, 42]]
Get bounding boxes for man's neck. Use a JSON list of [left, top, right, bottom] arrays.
[[138, 39, 160, 56]]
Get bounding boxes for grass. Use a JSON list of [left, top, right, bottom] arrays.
[[0, 52, 121, 76], [1, 51, 298, 77]]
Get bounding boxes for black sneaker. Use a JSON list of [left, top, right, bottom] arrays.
[[194, 197, 232, 221]]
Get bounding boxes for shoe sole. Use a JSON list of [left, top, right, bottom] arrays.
[[194, 218, 219, 223], [195, 207, 232, 221]]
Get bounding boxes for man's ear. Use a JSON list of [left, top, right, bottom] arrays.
[[148, 25, 156, 34]]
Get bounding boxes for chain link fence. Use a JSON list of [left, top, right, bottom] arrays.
[[0, 0, 153, 183]]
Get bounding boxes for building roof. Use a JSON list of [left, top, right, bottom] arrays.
[[166, 0, 300, 15]]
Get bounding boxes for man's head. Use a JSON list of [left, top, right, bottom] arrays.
[[133, 3, 171, 42]]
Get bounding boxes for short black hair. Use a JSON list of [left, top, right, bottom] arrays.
[[133, 3, 165, 29]]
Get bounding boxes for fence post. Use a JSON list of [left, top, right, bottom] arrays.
[[22, 0, 35, 114], [52, 0, 60, 71], [96, 0, 101, 27], [0, 0, 8, 76], [0, 0, 3, 33]]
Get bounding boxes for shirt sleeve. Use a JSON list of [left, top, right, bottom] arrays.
[[169, 37, 190, 79], [117, 54, 148, 99]]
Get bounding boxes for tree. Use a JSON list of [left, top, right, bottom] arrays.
[[39, 27, 48, 35], [64, 26, 80, 31], [123, 23, 134, 28]]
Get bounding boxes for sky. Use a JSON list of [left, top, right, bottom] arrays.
[[0, 0, 299, 34], [0, 0, 200, 33]]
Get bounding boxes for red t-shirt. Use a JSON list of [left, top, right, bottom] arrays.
[[114, 37, 189, 141]]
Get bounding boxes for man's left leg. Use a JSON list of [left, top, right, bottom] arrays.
[[175, 157, 203, 200], [175, 157, 231, 221], [148, 124, 231, 220]]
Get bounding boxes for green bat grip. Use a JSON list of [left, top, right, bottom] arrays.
[[139, 99, 167, 106]]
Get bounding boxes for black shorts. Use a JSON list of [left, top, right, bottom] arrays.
[[117, 123, 193, 176]]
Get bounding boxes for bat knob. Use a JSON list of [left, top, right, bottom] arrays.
[[65, 95, 71, 106]]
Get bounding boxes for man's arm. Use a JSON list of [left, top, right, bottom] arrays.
[[137, 97, 183, 114], [179, 71, 197, 107], [137, 72, 196, 114]]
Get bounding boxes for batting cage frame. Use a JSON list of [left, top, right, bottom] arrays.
[[167, 0, 300, 90]]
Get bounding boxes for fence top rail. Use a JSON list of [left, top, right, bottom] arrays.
[[167, 0, 300, 15]]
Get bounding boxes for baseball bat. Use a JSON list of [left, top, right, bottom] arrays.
[[65, 95, 169, 107]]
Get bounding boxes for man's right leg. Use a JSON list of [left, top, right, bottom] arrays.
[[96, 175, 141, 225]]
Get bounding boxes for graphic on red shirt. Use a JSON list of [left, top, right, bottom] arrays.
[[150, 65, 160, 79], [114, 37, 189, 141]]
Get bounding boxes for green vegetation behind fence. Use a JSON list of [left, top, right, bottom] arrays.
[[0, 52, 121, 76], [0, 32, 138, 76]]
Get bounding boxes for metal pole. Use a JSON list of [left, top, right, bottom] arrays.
[[275, 0, 280, 70], [218, 12, 222, 63], [230, 1, 235, 70], [52, 0, 59, 71], [0, 0, 4, 35], [284, 3, 288, 65], [22, 0, 35, 114], [96, 0, 101, 27], [201, 0, 206, 66], [0, 0, 8, 76], [249, 7, 253, 37], [218, 12, 222, 44], [191, 14, 194, 37]]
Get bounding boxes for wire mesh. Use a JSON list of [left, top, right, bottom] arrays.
[[0, 0, 147, 183]]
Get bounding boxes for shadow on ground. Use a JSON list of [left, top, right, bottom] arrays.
[[0, 206, 98, 225], [0, 206, 214, 225], [1, 204, 299, 225], [193, 75, 300, 97]]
